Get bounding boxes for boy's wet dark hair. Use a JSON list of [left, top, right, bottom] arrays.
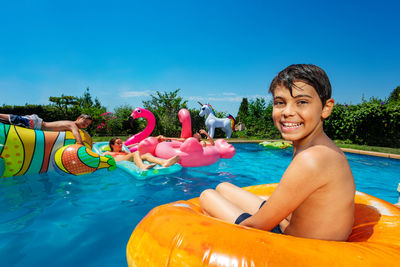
[[269, 64, 332, 105], [78, 114, 93, 120]]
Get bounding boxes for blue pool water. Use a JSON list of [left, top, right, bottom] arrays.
[[1, 143, 399, 266]]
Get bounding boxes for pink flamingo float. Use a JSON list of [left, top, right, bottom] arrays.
[[138, 108, 236, 167], [178, 108, 192, 139], [124, 108, 155, 152]]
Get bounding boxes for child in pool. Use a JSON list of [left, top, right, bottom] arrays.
[[193, 129, 215, 147], [157, 129, 215, 147], [0, 113, 92, 145], [199, 64, 355, 241], [104, 137, 179, 170]]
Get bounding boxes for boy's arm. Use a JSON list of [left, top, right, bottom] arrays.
[[70, 125, 84, 145], [199, 129, 214, 145], [42, 121, 84, 145], [157, 135, 185, 142], [241, 151, 325, 231]]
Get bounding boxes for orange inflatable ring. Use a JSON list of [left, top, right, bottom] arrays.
[[126, 183, 400, 266]]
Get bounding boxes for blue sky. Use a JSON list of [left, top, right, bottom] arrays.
[[0, 0, 399, 116]]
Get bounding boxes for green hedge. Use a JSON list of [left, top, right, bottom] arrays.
[[2, 90, 399, 148], [324, 100, 400, 148], [234, 97, 400, 148]]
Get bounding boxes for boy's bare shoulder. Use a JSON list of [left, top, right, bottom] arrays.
[[296, 144, 345, 163], [293, 144, 349, 180]]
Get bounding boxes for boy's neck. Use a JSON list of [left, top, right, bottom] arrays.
[[292, 126, 329, 155]]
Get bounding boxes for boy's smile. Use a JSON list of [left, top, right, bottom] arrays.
[[281, 122, 303, 131], [272, 81, 332, 142]]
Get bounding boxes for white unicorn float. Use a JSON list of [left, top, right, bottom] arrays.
[[198, 102, 236, 138]]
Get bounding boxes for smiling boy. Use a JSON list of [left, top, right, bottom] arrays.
[[199, 64, 355, 241]]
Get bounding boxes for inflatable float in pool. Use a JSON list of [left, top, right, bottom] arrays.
[[126, 183, 400, 266], [198, 102, 236, 139], [0, 122, 115, 177], [124, 108, 155, 152], [136, 108, 236, 167], [260, 141, 292, 149], [92, 141, 182, 179], [137, 136, 235, 167]]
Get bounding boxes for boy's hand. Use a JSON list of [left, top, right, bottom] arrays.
[[156, 135, 165, 142]]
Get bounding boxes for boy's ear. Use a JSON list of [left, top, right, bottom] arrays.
[[322, 99, 335, 119]]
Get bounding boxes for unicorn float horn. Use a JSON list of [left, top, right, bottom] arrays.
[[198, 101, 203, 106]]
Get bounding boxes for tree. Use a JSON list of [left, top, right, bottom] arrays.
[[388, 86, 400, 103], [232, 98, 280, 138], [248, 98, 266, 119], [236, 98, 249, 124], [111, 105, 138, 136], [76, 88, 107, 135], [189, 108, 205, 134], [246, 98, 267, 136], [142, 89, 188, 136], [79, 87, 103, 109], [48, 95, 80, 118], [47, 89, 107, 136]]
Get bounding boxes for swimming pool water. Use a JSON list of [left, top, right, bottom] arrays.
[[1, 143, 399, 266]]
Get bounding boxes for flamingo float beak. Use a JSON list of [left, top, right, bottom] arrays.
[[131, 108, 143, 119]]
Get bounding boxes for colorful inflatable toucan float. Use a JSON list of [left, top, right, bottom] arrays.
[[0, 122, 116, 177]]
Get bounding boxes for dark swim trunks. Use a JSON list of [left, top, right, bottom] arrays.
[[9, 114, 43, 130], [234, 200, 283, 234], [234, 212, 252, 224]]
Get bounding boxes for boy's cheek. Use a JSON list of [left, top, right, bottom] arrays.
[[272, 112, 280, 123], [272, 118, 280, 129]]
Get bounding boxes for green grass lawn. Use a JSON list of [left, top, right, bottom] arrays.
[[333, 141, 400, 155], [92, 136, 400, 155], [92, 136, 129, 142]]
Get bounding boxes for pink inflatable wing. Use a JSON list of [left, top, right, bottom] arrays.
[[137, 137, 159, 155], [178, 108, 192, 138], [124, 108, 156, 152], [155, 140, 183, 159], [155, 137, 220, 167], [214, 139, 236, 158]]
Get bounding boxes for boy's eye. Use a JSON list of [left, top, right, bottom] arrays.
[[297, 100, 308, 105], [273, 101, 284, 106]]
